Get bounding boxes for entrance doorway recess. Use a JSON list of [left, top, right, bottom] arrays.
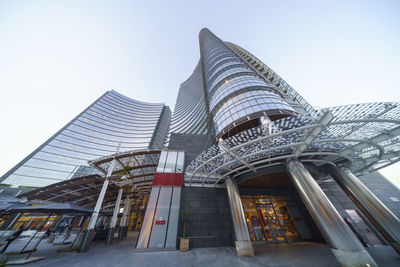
[[241, 195, 300, 243]]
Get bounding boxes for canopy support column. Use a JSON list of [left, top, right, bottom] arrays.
[[225, 177, 254, 257], [80, 144, 119, 252], [106, 188, 123, 244], [328, 165, 400, 255], [118, 196, 130, 239], [286, 159, 377, 267]]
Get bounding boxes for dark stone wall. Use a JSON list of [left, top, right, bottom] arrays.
[[178, 186, 325, 249], [178, 187, 234, 248], [170, 133, 233, 248], [320, 171, 400, 219], [168, 133, 212, 169], [319, 171, 400, 245], [318, 180, 375, 245], [319, 181, 358, 217], [360, 172, 400, 218]]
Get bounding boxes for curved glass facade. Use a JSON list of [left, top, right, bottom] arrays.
[[1, 90, 170, 187], [170, 61, 208, 135], [199, 28, 296, 138], [226, 42, 314, 114]]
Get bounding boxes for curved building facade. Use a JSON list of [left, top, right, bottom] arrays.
[[167, 28, 400, 262], [170, 62, 209, 135], [171, 28, 310, 141], [199, 28, 297, 139], [1, 28, 399, 265], [0, 90, 170, 187]]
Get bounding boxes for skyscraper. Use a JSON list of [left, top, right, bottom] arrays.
[[171, 29, 313, 139], [0, 90, 170, 187], [3, 28, 400, 266], [167, 28, 400, 264]]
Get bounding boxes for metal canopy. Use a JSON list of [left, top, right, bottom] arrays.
[[21, 149, 161, 207], [89, 149, 161, 188], [185, 102, 400, 187]]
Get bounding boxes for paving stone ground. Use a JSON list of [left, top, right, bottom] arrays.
[[2, 231, 400, 266]]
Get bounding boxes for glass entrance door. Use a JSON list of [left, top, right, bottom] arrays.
[[257, 203, 286, 242], [241, 195, 300, 243]]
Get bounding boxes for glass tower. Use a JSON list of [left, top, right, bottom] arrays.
[[0, 90, 170, 188], [171, 28, 313, 140], [170, 62, 209, 135]]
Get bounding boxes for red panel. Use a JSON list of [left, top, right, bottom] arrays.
[[152, 173, 183, 186], [155, 220, 166, 225]]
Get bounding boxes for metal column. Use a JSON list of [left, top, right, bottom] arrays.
[[124, 197, 132, 237], [118, 196, 130, 239], [225, 177, 254, 257], [80, 146, 119, 251], [329, 165, 400, 255], [286, 159, 377, 267], [106, 188, 123, 244]]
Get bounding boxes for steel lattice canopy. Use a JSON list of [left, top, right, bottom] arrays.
[[21, 149, 161, 207], [88, 149, 161, 190], [185, 103, 400, 187]]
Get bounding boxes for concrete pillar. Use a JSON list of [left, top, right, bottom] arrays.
[[106, 188, 123, 244], [286, 159, 377, 267], [225, 177, 254, 257], [328, 165, 400, 255]]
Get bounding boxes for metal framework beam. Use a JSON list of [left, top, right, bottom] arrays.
[[187, 130, 396, 187], [219, 138, 256, 173], [293, 111, 334, 157], [346, 126, 400, 153], [184, 102, 400, 188], [189, 123, 318, 180]]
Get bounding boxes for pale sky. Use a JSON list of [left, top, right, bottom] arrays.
[[0, 0, 400, 188]]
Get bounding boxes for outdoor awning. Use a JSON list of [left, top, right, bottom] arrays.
[[88, 149, 161, 189], [0, 202, 30, 215], [185, 102, 400, 187], [21, 149, 161, 207], [0, 202, 93, 215]]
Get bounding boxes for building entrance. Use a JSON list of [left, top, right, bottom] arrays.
[[241, 195, 300, 243]]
